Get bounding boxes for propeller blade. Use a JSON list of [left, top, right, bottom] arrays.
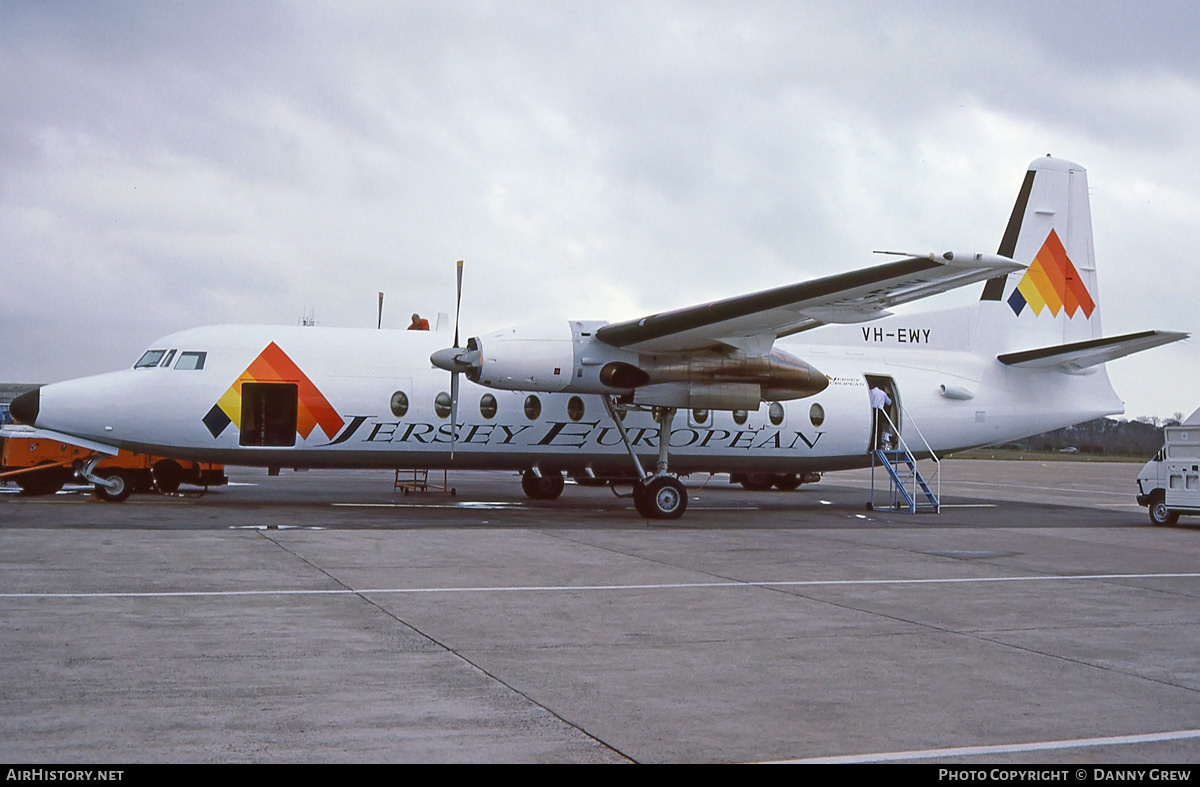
[[454, 259, 463, 349], [450, 370, 460, 459], [451, 260, 464, 458]]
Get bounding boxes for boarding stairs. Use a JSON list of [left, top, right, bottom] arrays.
[[869, 408, 940, 514]]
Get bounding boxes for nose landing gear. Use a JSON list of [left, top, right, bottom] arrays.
[[76, 457, 132, 502]]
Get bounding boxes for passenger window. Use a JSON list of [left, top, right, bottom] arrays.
[[809, 403, 825, 427], [134, 350, 166, 369], [480, 394, 498, 420], [524, 395, 542, 420], [567, 396, 585, 422], [434, 392, 452, 419], [175, 352, 207, 371], [769, 402, 785, 426], [390, 391, 409, 418], [732, 409, 748, 425]]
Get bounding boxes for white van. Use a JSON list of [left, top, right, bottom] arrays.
[[1136, 408, 1200, 526]]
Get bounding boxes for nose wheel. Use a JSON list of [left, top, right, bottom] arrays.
[[94, 470, 133, 503], [76, 456, 133, 503]]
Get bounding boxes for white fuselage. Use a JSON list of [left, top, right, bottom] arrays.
[[31, 309, 1124, 476]]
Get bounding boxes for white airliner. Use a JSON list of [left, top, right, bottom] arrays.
[[10, 156, 1185, 518]]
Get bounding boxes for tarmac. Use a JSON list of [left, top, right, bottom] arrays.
[[2, 459, 1198, 763]]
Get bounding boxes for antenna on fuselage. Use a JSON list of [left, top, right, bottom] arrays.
[[377, 292, 384, 329]]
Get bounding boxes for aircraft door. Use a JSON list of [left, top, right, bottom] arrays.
[[864, 374, 900, 451], [239, 382, 298, 447]]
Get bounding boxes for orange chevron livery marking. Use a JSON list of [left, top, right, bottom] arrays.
[[201, 342, 343, 439], [1007, 229, 1095, 318]]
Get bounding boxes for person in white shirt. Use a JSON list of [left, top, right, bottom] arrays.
[[870, 386, 894, 450]]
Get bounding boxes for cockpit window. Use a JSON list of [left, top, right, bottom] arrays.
[[160, 350, 177, 367], [135, 350, 167, 369], [175, 351, 207, 371]]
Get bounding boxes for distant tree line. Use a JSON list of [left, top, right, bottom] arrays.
[[995, 414, 1185, 458]]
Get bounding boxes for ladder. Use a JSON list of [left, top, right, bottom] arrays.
[[869, 408, 940, 513]]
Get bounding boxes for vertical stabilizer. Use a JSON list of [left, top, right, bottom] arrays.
[[979, 156, 1101, 350]]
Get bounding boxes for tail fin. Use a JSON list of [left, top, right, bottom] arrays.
[[979, 156, 1101, 349]]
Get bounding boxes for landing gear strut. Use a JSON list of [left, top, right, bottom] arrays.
[[604, 398, 688, 520], [77, 456, 132, 503]]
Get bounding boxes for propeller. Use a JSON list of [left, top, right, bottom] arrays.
[[450, 261, 462, 456], [430, 261, 481, 457]]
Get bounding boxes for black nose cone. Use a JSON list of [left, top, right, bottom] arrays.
[[10, 388, 40, 426]]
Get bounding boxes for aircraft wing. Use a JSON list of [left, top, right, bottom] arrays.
[[594, 253, 1024, 354], [997, 330, 1189, 372]]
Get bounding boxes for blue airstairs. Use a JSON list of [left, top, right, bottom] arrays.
[[872, 449, 940, 513], [869, 409, 941, 514]]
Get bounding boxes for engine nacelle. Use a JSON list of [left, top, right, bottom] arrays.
[[465, 321, 643, 394], [469, 321, 576, 392], [635, 348, 827, 399], [623, 347, 829, 408], [463, 321, 829, 407]]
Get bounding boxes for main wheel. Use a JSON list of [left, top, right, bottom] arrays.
[[94, 470, 133, 503], [1148, 492, 1179, 526], [634, 476, 687, 520], [521, 469, 565, 500], [739, 473, 778, 491], [632, 481, 653, 517], [772, 474, 803, 491]]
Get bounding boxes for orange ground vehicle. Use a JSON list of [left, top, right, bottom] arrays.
[[0, 431, 226, 501]]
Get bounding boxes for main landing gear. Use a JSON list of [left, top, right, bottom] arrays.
[[516, 401, 689, 519], [603, 398, 688, 520], [521, 469, 566, 500], [631, 474, 687, 519]]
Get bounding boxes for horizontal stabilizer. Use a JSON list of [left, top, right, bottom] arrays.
[[997, 330, 1188, 371]]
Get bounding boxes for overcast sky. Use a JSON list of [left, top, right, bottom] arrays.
[[2, 0, 1196, 419]]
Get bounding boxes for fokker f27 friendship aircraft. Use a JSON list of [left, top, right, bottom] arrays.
[[10, 156, 1186, 518]]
